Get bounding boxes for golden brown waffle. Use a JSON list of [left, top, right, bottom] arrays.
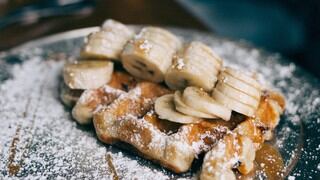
[[62, 69, 284, 175], [92, 82, 241, 173]]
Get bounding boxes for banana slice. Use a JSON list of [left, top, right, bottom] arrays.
[[81, 31, 121, 59], [215, 83, 259, 109], [101, 19, 134, 36], [165, 42, 222, 91], [186, 53, 220, 76], [224, 67, 261, 90], [214, 67, 262, 114], [81, 19, 134, 60], [59, 82, 83, 107], [122, 40, 170, 82], [143, 27, 181, 47], [218, 72, 261, 99], [63, 60, 114, 89], [174, 91, 217, 119], [137, 27, 182, 50], [165, 56, 217, 91], [155, 94, 201, 124], [182, 87, 231, 120], [186, 41, 222, 69], [212, 89, 255, 117], [122, 27, 181, 82]]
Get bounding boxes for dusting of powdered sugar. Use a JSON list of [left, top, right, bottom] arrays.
[[0, 48, 174, 179], [139, 40, 153, 52], [175, 58, 185, 70], [0, 27, 319, 179], [190, 129, 224, 156]]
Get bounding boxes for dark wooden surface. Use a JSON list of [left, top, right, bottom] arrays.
[[0, 0, 208, 51]]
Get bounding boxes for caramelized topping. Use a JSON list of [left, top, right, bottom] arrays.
[[255, 143, 284, 179]]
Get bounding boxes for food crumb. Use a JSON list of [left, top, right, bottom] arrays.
[[139, 40, 152, 52], [175, 58, 185, 70], [288, 176, 295, 180]]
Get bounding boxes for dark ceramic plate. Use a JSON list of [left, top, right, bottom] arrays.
[[0, 27, 319, 179]]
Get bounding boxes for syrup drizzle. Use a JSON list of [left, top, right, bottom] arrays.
[[237, 143, 285, 180]]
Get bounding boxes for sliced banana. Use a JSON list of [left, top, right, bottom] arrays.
[[186, 41, 222, 69], [137, 27, 182, 50], [101, 19, 134, 36], [182, 87, 231, 120], [215, 83, 259, 109], [81, 19, 134, 60], [186, 53, 220, 76], [165, 56, 216, 91], [224, 67, 261, 90], [165, 42, 222, 91], [63, 60, 114, 89], [122, 27, 181, 82], [144, 27, 181, 47], [155, 94, 201, 124], [121, 40, 169, 82], [218, 72, 261, 99], [212, 89, 255, 117], [59, 82, 83, 107], [81, 31, 121, 59], [174, 91, 217, 119], [213, 67, 262, 116]]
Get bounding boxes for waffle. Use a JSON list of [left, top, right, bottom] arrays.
[[70, 71, 137, 124], [93, 82, 232, 172], [64, 74, 234, 172], [62, 70, 285, 174], [200, 91, 285, 179]]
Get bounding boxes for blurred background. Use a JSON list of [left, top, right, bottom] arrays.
[[0, 0, 319, 77]]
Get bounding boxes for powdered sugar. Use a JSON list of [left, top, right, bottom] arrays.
[[0, 48, 175, 179], [175, 58, 185, 70], [139, 40, 153, 52], [288, 175, 296, 180], [191, 130, 219, 155], [103, 85, 125, 96]]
